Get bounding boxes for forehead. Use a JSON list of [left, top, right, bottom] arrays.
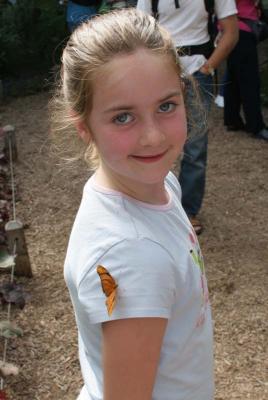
[[97, 48, 178, 81], [90, 49, 180, 108]]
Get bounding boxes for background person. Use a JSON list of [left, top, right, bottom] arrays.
[[66, 0, 101, 32], [137, 0, 238, 234], [224, 0, 268, 141]]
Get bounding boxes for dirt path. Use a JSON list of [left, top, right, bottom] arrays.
[[0, 91, 267, 399]]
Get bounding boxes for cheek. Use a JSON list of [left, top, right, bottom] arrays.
[[168, 112, 187, 145], [95, 130, 136, 160], [179, 119, 188, 143]]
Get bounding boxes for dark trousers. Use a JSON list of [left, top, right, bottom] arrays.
[[179, 71, 213, 217], [224, 30, 265, 135]]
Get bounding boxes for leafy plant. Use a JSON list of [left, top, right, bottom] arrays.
[[0, 0, 68, 76], [0, 281, 30, 309], [0, 320, 23, 338]]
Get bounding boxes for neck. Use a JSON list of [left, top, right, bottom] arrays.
[[94, 166, 169, 205]]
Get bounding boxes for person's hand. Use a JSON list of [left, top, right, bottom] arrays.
[[199, 61, 215, 76]]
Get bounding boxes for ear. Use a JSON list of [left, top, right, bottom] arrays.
[[75, 119, 92, 144]]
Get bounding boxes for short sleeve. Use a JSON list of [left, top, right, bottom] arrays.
[[78, 238, 177, 324], [215, 0, 237, 20]]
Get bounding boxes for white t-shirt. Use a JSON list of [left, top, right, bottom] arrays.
[[65, 172, 214, 400], [137, 0, 237, 74]]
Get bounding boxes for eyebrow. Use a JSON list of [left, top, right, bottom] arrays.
[[103, 90, 182, 114]]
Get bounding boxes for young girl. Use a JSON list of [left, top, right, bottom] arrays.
[[51, 8, 214, 400]]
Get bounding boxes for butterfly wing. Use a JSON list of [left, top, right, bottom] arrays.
[[97, 265, 118, 315], [106, 288, 117, 316]]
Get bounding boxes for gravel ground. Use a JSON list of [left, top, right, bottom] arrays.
[[0, 90, 267, 400]]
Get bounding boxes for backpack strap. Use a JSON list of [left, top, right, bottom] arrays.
[[150, 0, 215, 56], [204, 0, 215, 14], [204, 0, 216, 43], [151, 0, 159, 19], [152, 0, 214, 19], [151, 0, 180, 20]]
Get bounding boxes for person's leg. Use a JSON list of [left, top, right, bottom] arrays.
[[238, 31, 265, 135], [214, 70, 228, 108], [224, 36, 245, 130], [179, 71, 213, 222], [67, 0, 97, 32], [219, 70, 228, 97]]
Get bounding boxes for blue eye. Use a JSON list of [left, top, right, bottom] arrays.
[[159, 102, 177, 113], [113, 113, 133, 125]]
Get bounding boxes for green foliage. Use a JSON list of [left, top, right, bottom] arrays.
[[0, 0, 68, 77], [0, 320, 23, 339]]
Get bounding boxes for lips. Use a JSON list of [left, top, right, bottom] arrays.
[[131, 150, 167, 163]]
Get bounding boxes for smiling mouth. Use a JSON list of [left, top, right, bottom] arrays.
[[131, 150, 168, 163]]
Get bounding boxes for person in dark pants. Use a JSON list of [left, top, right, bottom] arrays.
[[224, 0, 268, 140], [179, 71, 212, 226]]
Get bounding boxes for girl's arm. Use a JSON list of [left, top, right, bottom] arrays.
[[102, 317, 168, 400]]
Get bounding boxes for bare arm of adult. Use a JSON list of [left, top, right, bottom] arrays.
[[102, 317, 168, 400], [200, 14, 239, 74]]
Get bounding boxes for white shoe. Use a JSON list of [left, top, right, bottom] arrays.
[[214, 95, 224, 108]]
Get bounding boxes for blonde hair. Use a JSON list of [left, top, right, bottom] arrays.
[[50, 8, 199, 170]]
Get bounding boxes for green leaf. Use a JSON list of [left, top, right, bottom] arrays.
[[0, 320, 23, 338], [0, 249, 15, 269]]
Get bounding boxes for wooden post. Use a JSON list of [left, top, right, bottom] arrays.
[[3, 125, 17, 162], [5, 220, 32, 277]]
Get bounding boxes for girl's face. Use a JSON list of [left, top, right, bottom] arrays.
[[85, 48, 187, 201]]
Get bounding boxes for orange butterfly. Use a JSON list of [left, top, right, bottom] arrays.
[[97, 265, 118, 316]]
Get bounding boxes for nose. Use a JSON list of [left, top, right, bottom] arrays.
[[139, 118, 165, 147]]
